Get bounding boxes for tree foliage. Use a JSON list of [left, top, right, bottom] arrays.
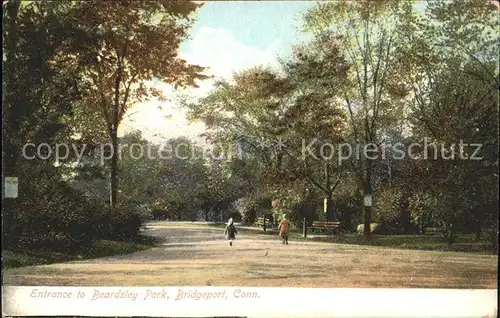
[[3, 0, 498, 256]]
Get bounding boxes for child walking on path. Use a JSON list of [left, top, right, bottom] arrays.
[[279, 215, 290, 245], [224, 218, 238, 246]]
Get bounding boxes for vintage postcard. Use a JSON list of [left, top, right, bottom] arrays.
[[2, 0, 498, 317]]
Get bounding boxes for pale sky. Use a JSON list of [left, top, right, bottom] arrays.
[[118, 1, 433, 144], [119, 1, 315, 145]]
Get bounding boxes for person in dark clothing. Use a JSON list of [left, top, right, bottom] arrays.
[[224, 218, 238, 246], [268, 214, 274, 228]]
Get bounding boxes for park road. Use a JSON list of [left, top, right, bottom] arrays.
[[3, 223, 498, 288]]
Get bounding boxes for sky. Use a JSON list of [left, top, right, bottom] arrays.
[[119, 1, 316, 144]]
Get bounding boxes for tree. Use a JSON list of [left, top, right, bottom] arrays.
[[185, 62, 350, 221], [2, 1, 83, 248], [196, 160, 240, 221], [281, 44, 350, 221], [67, 1, 208, 210], [408, 63, 498, 242], [403, 0, 499, 243], [2, 1, 87, 176], [2, 1, 125, 251], [302, 0, 424, 234], [140, 136, 205, 221]]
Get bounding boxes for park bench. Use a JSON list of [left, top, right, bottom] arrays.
[[254, 217, 273, 231], [424, 227, 444, 235], [309, 221, 341, 234], [255, 217, 265, 226]]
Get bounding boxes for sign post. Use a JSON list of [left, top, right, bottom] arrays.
[[303, 218, 307, 238], [364, 194, 372, 207], [4, 176, 18, 198]]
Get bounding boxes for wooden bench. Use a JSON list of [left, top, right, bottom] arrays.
[[424, 227, 444, 235], [255, 216, 272, 228], [309, 221, 341, 234]]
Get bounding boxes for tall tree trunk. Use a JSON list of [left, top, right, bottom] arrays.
[[324, 162, 335, 221], [326, 198, 334, 221], [110, 47, 123, 211], [475, 227, 481, 241], [110, 130, 118, 210], [475, 207, 483, 241], [326, 193, 334, 221], [363, 158, 373, 236]]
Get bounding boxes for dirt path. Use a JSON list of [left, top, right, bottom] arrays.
[[3, 224, 498, 288]]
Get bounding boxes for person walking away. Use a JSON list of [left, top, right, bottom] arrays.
[[268, 214, 274, 229], [224, 218, 238, 246], [279, 215, 290, 245]]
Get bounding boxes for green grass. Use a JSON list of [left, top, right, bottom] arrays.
[[299, 233, 496, 254], [2, 236, 158, 268]]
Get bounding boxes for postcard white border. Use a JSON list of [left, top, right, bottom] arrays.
[[2, 286, 497, 317]]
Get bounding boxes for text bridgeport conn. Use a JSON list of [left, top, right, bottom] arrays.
[[175, 288, 227, 300]]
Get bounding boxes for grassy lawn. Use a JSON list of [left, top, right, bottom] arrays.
[[2, 236, 158, 269], [302, 233, 496, 254]]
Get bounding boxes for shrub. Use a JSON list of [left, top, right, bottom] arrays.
[[374, 187, 419, 234], [6, 180, 103, 253], [234, 197, 259, 224], [152, 209, 167, 220], [334, 196, 360, 232], [97, 203, 148, 241], [3, 172, 152, 254]]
